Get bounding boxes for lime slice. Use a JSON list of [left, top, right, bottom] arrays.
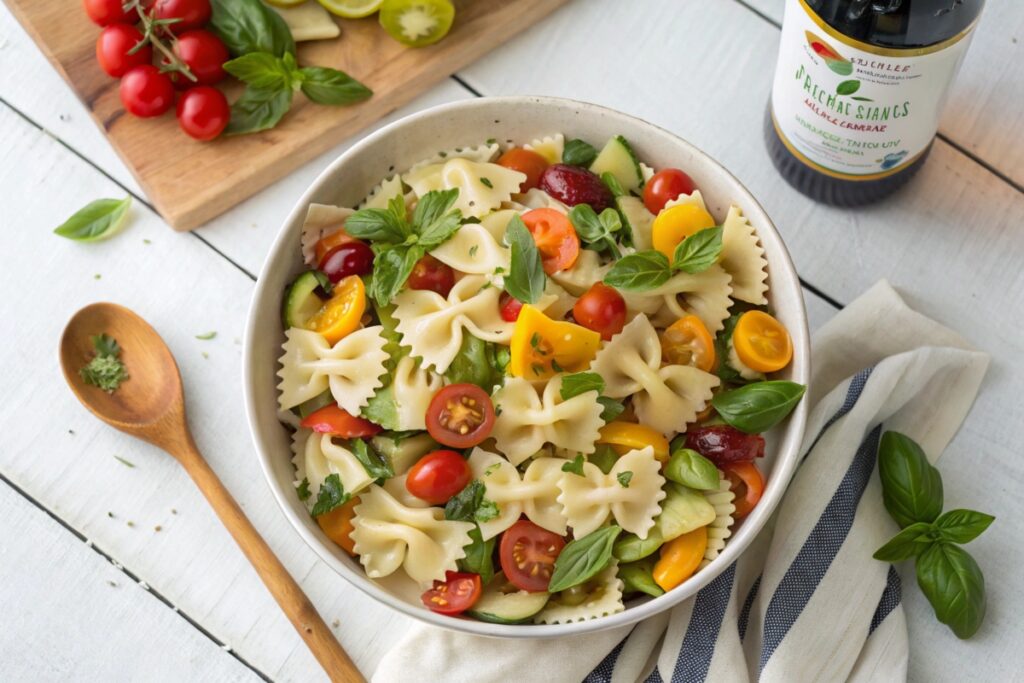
[[317, 0, 384, 18], [265, 0, 309, 7]]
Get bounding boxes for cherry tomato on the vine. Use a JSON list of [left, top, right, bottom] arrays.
[[96, 24, 152, 78], [425, 384, 496, 449], [84, 0, 139, 26], [643, 168, 697, 214], [573, 282, 626, 340], [153, 0, 212, 32], [421, 571, 482, 615], [499, 520, 565, 592], [499, 292, 524, 322], [405, 450, 472, 505], [120, 65, 175, 118], [407, 254, 455, 297], [176, 86, 229, 140], [497, 148, 549, 192], [171, 30, 229, 86]]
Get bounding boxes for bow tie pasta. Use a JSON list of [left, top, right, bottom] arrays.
[[404, 158, 525, 219], [468, 448, 568, 539], [292, 429, 375, 505]]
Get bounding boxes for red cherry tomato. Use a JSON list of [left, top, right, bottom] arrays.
[[84, 0, 139, 26], [405, 450, 472, 505], [499, 292, 524, 322], [153, 0, 211, 32], [573, 282, 626, 340], [96, 24, 152, 78], [497, 148, 549, 192], [171, 30, 228, 86], [539, 164, 614, 212], [120, 65, 175, 118], [521, 208, 580, 275], [685, 425, 765, 465], [175, 86, 229, 140], [722, 461, 765, 519], [421, 571, 482, 615], [643, 168, 697, 214], [407, 254, 455, 297], [425, 384, 496, 449], [319, 241, 374, 282], [499, 520, 565, 592], [299, 405, 382, 438]]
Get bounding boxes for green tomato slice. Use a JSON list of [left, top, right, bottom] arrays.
[[379, 0, 455, 47]]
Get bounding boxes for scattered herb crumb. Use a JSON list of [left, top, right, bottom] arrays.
[[486, 138, 496, 145], [195, 331, 217, 340], [171, 508, 177, 515], [154, 525, 162, 532], [617, 471, 633, 488], [107, 511, 115, 518], [113, 455, 136, 468], [143, 238, 151, 245], [126, 521, 135, 528], [68, 429, 75, 435], [107, 580, 118, 587], [80, 334, 128, 393], [332, 619, 340, 628], [94, 274, 102, 280], [202, 352, 209, 359], [479, 177, 493, 189]]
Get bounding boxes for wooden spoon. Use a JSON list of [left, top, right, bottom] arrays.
[[59, 302, 364, 683]]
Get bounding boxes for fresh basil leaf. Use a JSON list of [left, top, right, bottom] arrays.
[[562, 138, 598, 167], [548, 526, 621, 593], [619, 558, 664, 598], [589, 444, 619, 475], [350, 438, 394, 482], [934, 509, 995, 545], [916, 542, 986, 639], [568, 204, 607, 243], [560, 372, 605, 400], [601, 171, 626, 197], [613, 530, 663, 563], [360, 384, 400, 430], [210, 0, 295, 57], [878, 431, 944, 529], [445, 480, 499, 524], [476, 498, 499, 523], [413, 189, 463, 247], [505, 214, 546, 305], [671, 226, 723, 274], [458, 526, 495, 585], [445, 334, 504, 391], [617, 471, 633, 488], [712, 380, 806, 434], [369, 245, 422, 307], [597, 397, 625, 423], [54, 197, 132, 242], [603, 251, 672, 291], [298, 66, 373, 106], [664, 448, 720, 490], [310, 473, 350, 517], [225, 86, 293, 136], [296, 477, 311, 501], [345, 201, 410, 243], [561, 454, 585, 476], [872, 521, 936, 562], [223, 52, 290, 90]]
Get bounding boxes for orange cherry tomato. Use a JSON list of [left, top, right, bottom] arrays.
[[732, 310, 793, 373], [421, 571, 483, 615], [573, 282, 627, 341], [306, 275, 366, 344], [661, 315, 716, 373], [299, 405, 381, 438], [653, 526, 707, 591], [722, 461, 765, 519], [499, 520, 565, 592], [521, 208, 580, 275], [651, 204, 716, 259], [497, 147, 549, 192], [313, 229, 355, 266], [316, 497, 359, 555], [598, 422, 671, 462]]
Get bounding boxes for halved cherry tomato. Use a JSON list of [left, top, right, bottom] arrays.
[[509, 305, 600, 380], [421, 571, 482, 615], [652, 526, 707, 591], [661, 315, 716, 373], [499, 520, 565, 592], [723, 461, 765, 519], [408, 254, 455, 297], [732, 311, 793, 373], [300, 405, 382, 438], [316, 497, 358, 555], [497, 148, 549, 192], [425, 384, 496, 449], [651, 204, 716, 259], [406, 450, 472, 505], [598, 422, 670, 462], [306, 275, 366, 344], [573, 282, 626, 341], [314, 229, 355, 265], [685, 425, 765, 465], [643, 168, 697, 214], [521, 208, 580, 275], [499, 292, 524, 322]]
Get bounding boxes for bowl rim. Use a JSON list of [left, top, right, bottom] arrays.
[[243, 95, 810, 639]]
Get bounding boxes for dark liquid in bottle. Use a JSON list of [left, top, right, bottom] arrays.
[[765, 0, 984, 206]]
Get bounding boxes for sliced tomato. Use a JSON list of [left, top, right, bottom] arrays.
[[732, 310, 793, 373], [661, 315, 716, 373], [598, 422, 670, 462], [651, 204, 716, 259], [300, 405, 381, 438], [499, 520, 565, 592], [306, 275, 366, 344], [405, 450, 472, 505], [497, 148, 549, 192], [521, 208, 580, 275], [408, 254, 455, 298], [425, 384, 496, 449], [421, 571, 482, 615], [314, 229, 355, 266], [316, 497, 359, 555], [722, 461, 765, 519]]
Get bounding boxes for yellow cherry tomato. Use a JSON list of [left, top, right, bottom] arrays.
[[661, 315, 716, 373], [316, 497, 359, 555], [733, 310, 793, 373], [653, 526, 708, 591], [307, 275, 366, 344], [651, 204, 716, 258], [509, 305, 601, 380], [598, 422, 670, 462]]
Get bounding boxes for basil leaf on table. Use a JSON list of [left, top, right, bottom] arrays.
[[548, 526, 621, 593], [877, 431, 944, 528], [672, 226, 723, 274], [223, 51, 292, 90], [54, 197, 132, 242], [298, 67, 373, 106], [458, 526, 495, 585], [619, 558, 664, 598], [505, 214, 546, 305], [210, 0, 295, 57], [559, 372, 605, 400], [225, 86, 293, 136], [310, 473, 350, 517], [664, 448, 720, 491], [711, 380, 806, 434], [916, 542, 986, 639], [562, 138, 598, 167], [603, 251, 672, 291], [933, 509, 995, 544], [872, 521, 936, 562], [350, 438, 394, 482]]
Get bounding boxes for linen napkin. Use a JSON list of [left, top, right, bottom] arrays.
[[373, 280, 989, 683]]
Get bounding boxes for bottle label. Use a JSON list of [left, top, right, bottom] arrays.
[[770, 0, 977, 180]]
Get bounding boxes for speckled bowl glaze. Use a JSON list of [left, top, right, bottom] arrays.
[[244, 96, 810, 638]]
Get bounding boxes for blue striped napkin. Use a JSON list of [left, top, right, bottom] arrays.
[[374, 281, 989, 683]]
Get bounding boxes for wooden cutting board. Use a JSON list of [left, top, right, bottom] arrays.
[[7, 0, 570, 230]]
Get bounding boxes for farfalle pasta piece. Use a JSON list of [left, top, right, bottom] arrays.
[[407, 142, 500, 172], [663, 190, 708, 212], [277, 326, 388, 413], [359, 174, 405, 210], [621, 264, 734, 334], [590, 315, 719, 435], [556, 446, 666, 539], [403, 158, 525, 219], [429, 221, 510, 275], [351, 484, 475, 587], [490, 376, 604, 466], [382, 473, 431, 509], [300, 203, 353, 266], [534, 560, 624, 624], [390, 355, 444, 431], [699, 476, 737, 569], [468, 448, 568, 539], [551, 249, 610, 296], [506, 188, 570, 215], [536, 279, 576, 320], [292, 429, 374, 505], [393, 275, 513, 373], [525, 133, 564, 164], [720, 205, 769, 305], [616, 196, 656, 252]]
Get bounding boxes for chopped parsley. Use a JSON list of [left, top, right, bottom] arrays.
[[483, 463, 501, 477], [561, 454, 585, 476], [113, 455, 136, 468], [617, 471, 633, 488], [469, 245, 479, 258], [80, 334, 128, 394], [479, 177, 493, 189], [296, 478, 312, 501]]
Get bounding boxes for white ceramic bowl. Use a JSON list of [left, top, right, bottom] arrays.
[[243, 96, 810, 638]]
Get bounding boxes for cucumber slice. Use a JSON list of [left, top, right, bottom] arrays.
[[616, 195, 656, 251], [370, 432, 438, 475], [297, 390, 335, 418], [589, 135, 643, 193], [283, 271, 328, 329], [466, 574, 549, 624], [614, 483, 716, 562]]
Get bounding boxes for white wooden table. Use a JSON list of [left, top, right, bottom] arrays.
[[2, 1, 1021, 681]]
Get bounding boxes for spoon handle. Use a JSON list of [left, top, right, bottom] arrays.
[[175, 436, 364, 683]]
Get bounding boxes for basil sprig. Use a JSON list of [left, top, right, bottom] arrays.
[[672, 225, 723, 274], [568, 205, 623, 258], [504, 214, 546, 305], [548, 526, 621, 593], [603, 226, 724, 292], [874, 431, 994, 639], [562, 138, 598, 167], [54, 197, 132, 242], [664, 448, 720, 490], [211, 0, 294, 57], [711, 380, 806, 434]]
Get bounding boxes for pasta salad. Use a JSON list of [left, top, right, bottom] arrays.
[[277, 133, 805, 624]]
